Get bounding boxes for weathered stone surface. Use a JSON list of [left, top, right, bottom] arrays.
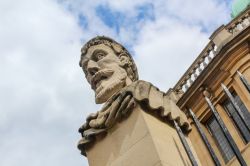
[[85, 106, 196, 166]]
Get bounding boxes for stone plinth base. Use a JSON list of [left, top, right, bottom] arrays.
[[85, 106, 197, 166]]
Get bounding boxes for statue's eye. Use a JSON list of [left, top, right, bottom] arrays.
[[93, 50, 107, 61], [96, 52, 105, 61]]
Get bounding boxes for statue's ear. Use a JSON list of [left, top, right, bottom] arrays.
[[119, 54, 130, 67], [119, 54, 134, 81]]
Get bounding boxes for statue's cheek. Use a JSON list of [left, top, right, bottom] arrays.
[[98, 58, 121, 68]]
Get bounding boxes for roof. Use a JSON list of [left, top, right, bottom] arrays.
[[231, 0, 250, 18]]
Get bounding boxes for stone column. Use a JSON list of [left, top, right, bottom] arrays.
[[85, 105, 199, 166]]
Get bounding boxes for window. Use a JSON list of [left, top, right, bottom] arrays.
[[207, 116, 235, 163], [223, 91, 250, 143], [234, 93, 250, 125]]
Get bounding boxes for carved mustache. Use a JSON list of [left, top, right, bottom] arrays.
[[91, 69, 114, 90]]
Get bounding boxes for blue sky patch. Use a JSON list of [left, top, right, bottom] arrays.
[[95, 5, 125, 33], [78, 14, 88, 29], [136, 3, 155, 22], [95, 3, 155, 35]]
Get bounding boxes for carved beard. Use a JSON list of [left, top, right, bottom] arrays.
[[95, 69, 127, 104]]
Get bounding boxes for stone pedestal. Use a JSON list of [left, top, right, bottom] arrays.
[[85, 106, 198, 166]]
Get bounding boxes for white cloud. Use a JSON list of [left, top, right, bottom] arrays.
[[134, 18, 209, 90], [0, 0, 231, 166], [153, 0, 230, 29], [132, 0, 230, 90], [0, 0, 93, 165]]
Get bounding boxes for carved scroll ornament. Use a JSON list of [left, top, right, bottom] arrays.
[[78, 80, 191, 156]]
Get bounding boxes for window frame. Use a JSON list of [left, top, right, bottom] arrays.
[[206, 115, 235, 163], [221, 90, 250, 144]]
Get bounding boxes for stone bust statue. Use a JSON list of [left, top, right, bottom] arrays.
[[78, 36, 190, 155], [79, 36, 138, 104]]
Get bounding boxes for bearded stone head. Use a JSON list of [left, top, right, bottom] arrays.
[[79, 36, 138, 104]]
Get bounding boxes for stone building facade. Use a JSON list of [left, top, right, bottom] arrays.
[[172, 5, 250, 166]]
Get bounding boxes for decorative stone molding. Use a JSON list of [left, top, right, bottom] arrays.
[[78, 80, 191, 156]]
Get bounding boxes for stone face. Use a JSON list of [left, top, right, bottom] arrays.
[[81, 43, 133, 104], [77, 36, 192, 165]]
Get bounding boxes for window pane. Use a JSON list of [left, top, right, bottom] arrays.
[[233, 93, 250, 125], [223, 92, 250, 143], [207, 116, 235, 163]]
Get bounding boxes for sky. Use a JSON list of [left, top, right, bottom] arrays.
[[0, 0, 233, 166]]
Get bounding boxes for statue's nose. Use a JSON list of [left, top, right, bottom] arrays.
[[87, 60, 100, 76]]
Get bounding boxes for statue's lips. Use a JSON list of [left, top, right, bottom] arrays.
[[91, 69, 114, 90]]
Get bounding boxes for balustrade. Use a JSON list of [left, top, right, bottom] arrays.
[[174, 7, 250, 94]]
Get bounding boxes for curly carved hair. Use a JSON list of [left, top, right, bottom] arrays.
[[79, 36, 139, 81]]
